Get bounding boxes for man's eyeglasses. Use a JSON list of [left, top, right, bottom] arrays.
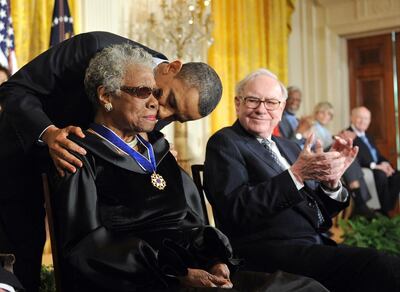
[[240, 96, 282, 110], [120, 86, 163, 99]]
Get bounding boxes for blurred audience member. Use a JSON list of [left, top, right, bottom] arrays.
[[0, 65, 10, 115], [0, 65, 10, 85], [279, 86, 313, 146], [349, 106, 400, 217], [311, 102, 334, 150]]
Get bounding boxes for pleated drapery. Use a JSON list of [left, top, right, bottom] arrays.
[[208, 0, 295, 133], [10, 0, 79, 67]]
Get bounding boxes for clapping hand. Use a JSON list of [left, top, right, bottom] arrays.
[[321, 135, 358, 188], [290, 134, 347, 185]]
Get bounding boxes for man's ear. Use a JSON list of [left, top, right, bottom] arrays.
[[164, 60, 183, 75], [97, 86, 112, 106], [234, 96, 241, 113]]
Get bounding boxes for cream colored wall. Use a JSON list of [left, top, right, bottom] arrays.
[[77, 0, 210, 164], [288, 0, 400, 134]]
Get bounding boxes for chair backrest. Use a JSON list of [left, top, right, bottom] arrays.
[[42, 173, 63, 292], [190, 164, 214, 226]]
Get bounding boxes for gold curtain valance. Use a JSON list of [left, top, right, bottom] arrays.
[[208, 0, 295, 133]]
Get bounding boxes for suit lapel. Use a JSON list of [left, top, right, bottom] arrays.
[[273, 137, 297, 165], [232, 121, 285, 175], [246, 138, 284, 174]]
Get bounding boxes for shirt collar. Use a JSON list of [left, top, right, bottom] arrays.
[[257, 136, 272, 143], [350, 124, 365, 137], [153, 57, 168, 67], [284, 110, 296, 116]]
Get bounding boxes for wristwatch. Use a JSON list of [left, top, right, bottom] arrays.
[[295, 132, 303, 140]]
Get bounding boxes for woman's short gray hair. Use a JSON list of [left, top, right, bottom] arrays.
[[235, 68, 287, 100], [84, 44, 155, 109], [313, 101, 334, 116]]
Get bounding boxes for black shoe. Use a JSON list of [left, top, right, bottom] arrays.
[[351, 205, 378, 220]]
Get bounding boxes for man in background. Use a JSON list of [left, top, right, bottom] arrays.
[[278, 86, 313, 146], [349, 106, 400, 217]]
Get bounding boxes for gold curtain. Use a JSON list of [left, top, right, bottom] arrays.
[[10, 0, 80, 68], [208, 0, 295, 133]]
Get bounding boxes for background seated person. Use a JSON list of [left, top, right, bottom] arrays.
[[278, 86, 313, 146], [349, 106, 400, 217], [51, 45, 327, 291], [204, 69, 400, 292]]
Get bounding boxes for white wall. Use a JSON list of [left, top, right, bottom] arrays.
[[288, 0, 400, 133]]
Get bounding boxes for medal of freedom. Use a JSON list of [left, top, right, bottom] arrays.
[[151, 172, 166, 190]]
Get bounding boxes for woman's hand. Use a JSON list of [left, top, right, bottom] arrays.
[[42, 125, 86, 176], [178, 268, 232, 288]]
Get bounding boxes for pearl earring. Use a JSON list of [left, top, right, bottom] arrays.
[[104, 103, 113, 112]]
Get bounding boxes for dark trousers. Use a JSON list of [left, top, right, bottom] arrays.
[[0, 121, 49, 292], [373, 169, 400, 213], [236, 241, 400, 292], [0, 177, 46, 292]]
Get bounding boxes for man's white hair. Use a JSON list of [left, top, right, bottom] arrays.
[[235, 68, 288, 100]]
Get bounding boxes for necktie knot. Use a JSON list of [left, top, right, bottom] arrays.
[[261, 138, 272, 148], [260, 139, 286, 171]]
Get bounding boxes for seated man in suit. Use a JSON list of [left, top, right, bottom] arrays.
[[349, 106, 400, 217], [204, 68, 400, 292], [50, 44, 328, 292], [0, 31, 222, 292]]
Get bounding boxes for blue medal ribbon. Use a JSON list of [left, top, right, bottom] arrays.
[[90, 123, 157, 173]]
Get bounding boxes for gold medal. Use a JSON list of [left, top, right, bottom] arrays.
[[151, 172, 166, 190]]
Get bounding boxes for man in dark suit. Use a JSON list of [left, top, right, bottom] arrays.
[[204, 69, 400, 292], [349, 106, 400, 216], [0, 31, 222, 292]]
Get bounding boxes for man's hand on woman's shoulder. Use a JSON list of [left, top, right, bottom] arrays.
[[42, 125, 87, 177]]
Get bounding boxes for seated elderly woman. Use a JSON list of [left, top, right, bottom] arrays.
[[50, 44, 328, 292]]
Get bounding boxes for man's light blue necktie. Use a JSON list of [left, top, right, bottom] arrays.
[[360, 135, 378, 162]]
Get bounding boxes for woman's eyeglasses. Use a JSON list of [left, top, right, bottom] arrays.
[[120, 86, 163, 99]]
